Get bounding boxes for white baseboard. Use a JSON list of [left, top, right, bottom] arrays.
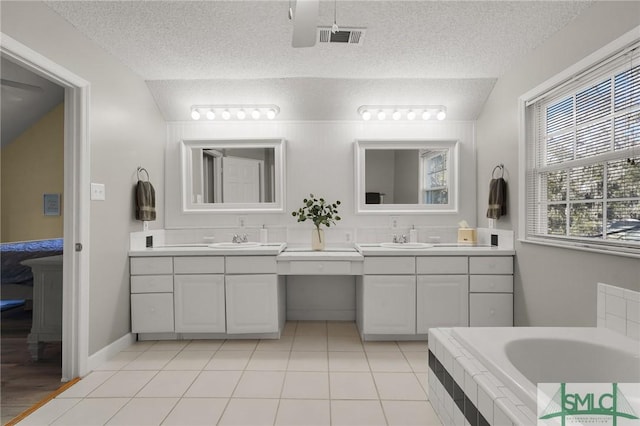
[[87, 333, 135, 372]]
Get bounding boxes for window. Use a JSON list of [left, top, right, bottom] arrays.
[[523, 41, 640, 254], [422, 149, 449, 204]]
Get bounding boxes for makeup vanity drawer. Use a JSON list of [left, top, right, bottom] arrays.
[[286, 260, 354, 275], [469, 256, 513, 274], [226, 256, 277, 274], [130, 257, 173, 275], [131, 275, 174, 293], [469, 275, 513, 293]]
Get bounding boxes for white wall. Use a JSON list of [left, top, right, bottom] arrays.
[[165, 120, 477, 239], [476, 2, 640, 327], [1, 2, 166, 355]]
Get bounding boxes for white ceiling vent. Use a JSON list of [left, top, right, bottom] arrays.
[[317, 27, 366, 45]]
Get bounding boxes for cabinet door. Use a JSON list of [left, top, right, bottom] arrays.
[[469, 293, 513, 326], [174, 274, 225, 332], [416, 275, 468, 333], [131, 293, 174, 333], [362, 275, 416, 334], [226, 275, 278, 334]]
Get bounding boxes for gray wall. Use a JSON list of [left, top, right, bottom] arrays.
[[476, 2, 640, 327], [1, 2, 167, 354]]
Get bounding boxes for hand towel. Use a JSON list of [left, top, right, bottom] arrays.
[[135, 180, 156, 221], [486, 177, 507, 219]]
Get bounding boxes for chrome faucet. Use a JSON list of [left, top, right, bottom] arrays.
[[392, 234, 408, 244], [232, 234, 248, 243]]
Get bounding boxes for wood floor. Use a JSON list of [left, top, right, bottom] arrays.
[[1, 307, 62, 425]]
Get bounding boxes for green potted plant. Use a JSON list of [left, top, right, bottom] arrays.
[[292, 194, 341, 250]]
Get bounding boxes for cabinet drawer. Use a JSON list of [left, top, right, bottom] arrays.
[[416, 257, 468, 274], [469, 275, 513, 293], [174, 256, 224, 274], [131, 293, 174, 333], [288, 261, 352, 275], [131, 275, 173, 293], [130, 257, 173, 275], [469, 293, 513, 326], [226, 256, 277, 274], [469, 256, 513, 274], [363, 257, 415, 275]]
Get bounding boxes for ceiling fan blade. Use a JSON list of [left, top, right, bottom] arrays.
[[1, 79, 44, 93], [292, 0, 319, 48]]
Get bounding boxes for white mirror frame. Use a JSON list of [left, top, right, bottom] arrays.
[[355, 139, 459, 214], [181, 138, 285, 213]]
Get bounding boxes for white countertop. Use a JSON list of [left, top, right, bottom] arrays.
[[129, 243, 287, 257], [355, 243, 515, 256]]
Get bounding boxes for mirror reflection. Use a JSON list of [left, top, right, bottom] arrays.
[[356, 140, 458, 213]]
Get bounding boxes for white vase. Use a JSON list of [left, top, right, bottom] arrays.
[[311, 228, 325, 251]]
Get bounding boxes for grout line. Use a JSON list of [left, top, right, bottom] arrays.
[[5, 377, 82, 426]]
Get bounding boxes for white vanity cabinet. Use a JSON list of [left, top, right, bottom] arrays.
[[173, 256, 225, 333], [130, 257, 174, 333], [225, 256, 283, 334], [469, 256, 514, 326], [358, 257, 416, 335], [416, 257, 468, 333]]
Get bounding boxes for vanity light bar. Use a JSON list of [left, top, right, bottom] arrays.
[[190, 105, 280, 121], [357, 105, 447, 121]]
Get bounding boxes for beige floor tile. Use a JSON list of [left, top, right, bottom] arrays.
[[246, 351, 290, 371], [416, 372, 430, 396], [382, 400, 441, 426], [218, 398, 279, 426], [93, 351, 142, 371], [363, 341, 402, 352], [105, 397, 179, 425], [137, 370, 199, 397], [18, 398, 81, 426], [184, 370, 243, 397], [373, 372, 428, 400], [162, 397, 228, 426], [182, 339, 224, 351], [121, 350, 179, 370], [287, 351, 329, 372], [282, 321, 298, 336], [57, 371, 115, 398], [163, 350, 213, 370], [404, 351, 429, 372], [50, 398, 130, 426], [397, 340, 428, 352], [329, 372, 378, 400], [327, 321, 359, 337], [275, 399, 331, 426], [330, 400, 387, 426], [328, 335, 364, 351], [256, 336, 294, 351], [120, 341, 155, 352], [204, 350, 252, 370], [149, 340, 190, 351], [292, 335, 328, 352], [366, 351, 413, 372], [88, 370, 156, 398], [219, 339, 259, 351], [281, 372, 330, 399], [233, 371, 286, 398], [329, 351, 370, 372], [295, 321, 327, 336]]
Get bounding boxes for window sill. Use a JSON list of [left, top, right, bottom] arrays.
[[519, 237, 640, 259]]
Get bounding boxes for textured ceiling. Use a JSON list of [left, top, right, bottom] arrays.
[[45, 1, 593, 121]]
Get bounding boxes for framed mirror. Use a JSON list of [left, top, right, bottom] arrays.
[[181, 138, 285, 212], [355, 139, 459, 213]]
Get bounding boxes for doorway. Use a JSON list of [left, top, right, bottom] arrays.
[[1, 34, 90, 388]]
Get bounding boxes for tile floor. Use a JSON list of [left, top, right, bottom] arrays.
[[16, 321, 442, 426]]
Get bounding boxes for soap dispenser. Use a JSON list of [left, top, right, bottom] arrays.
[[259, 225, 268, 244], [409, 225, 418, 243]]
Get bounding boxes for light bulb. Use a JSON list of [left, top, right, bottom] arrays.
[[407, 110, 416, 120], [266, 108, 276, 120], [361, 110, 371, 121], [191, 109, 201, 120], [392, 110, 401, 120], [422, 110, 432, 120], [222, 109, 231, 120], [206, 109, 215, 120], [251, 109, 261, 119], [436, 110, 446, 120], [237, 109, 246, 120], [377, 110, 386, 120]]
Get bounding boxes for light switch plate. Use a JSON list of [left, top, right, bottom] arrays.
[[91, 183, 105, 200]]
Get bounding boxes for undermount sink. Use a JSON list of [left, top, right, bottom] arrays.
[[208, 242, 262, 249], [379, 242, 434, 249]]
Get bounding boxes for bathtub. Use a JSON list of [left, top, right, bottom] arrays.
[[451, 327, 640, 413]]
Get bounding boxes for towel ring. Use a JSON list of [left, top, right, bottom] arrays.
[[137, 167, 150, 182], [492, 164, 504, 179]]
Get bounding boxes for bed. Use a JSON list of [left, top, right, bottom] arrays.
[[1, 238, 63, 301]]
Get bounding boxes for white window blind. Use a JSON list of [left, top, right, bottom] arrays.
[[525, 44, 640, 252]]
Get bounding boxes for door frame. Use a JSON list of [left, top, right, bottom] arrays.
[[1, 33, 90, 380]]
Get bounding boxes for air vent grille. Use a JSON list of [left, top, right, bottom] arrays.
[[317, 27, 366, 45]]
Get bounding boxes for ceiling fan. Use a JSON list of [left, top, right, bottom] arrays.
[[291, 0, 319, 48]]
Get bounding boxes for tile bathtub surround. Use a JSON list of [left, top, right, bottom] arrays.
[[18, 321, 441, 426], [428, 328, 536, 426], [597, 282, 640, 340]]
